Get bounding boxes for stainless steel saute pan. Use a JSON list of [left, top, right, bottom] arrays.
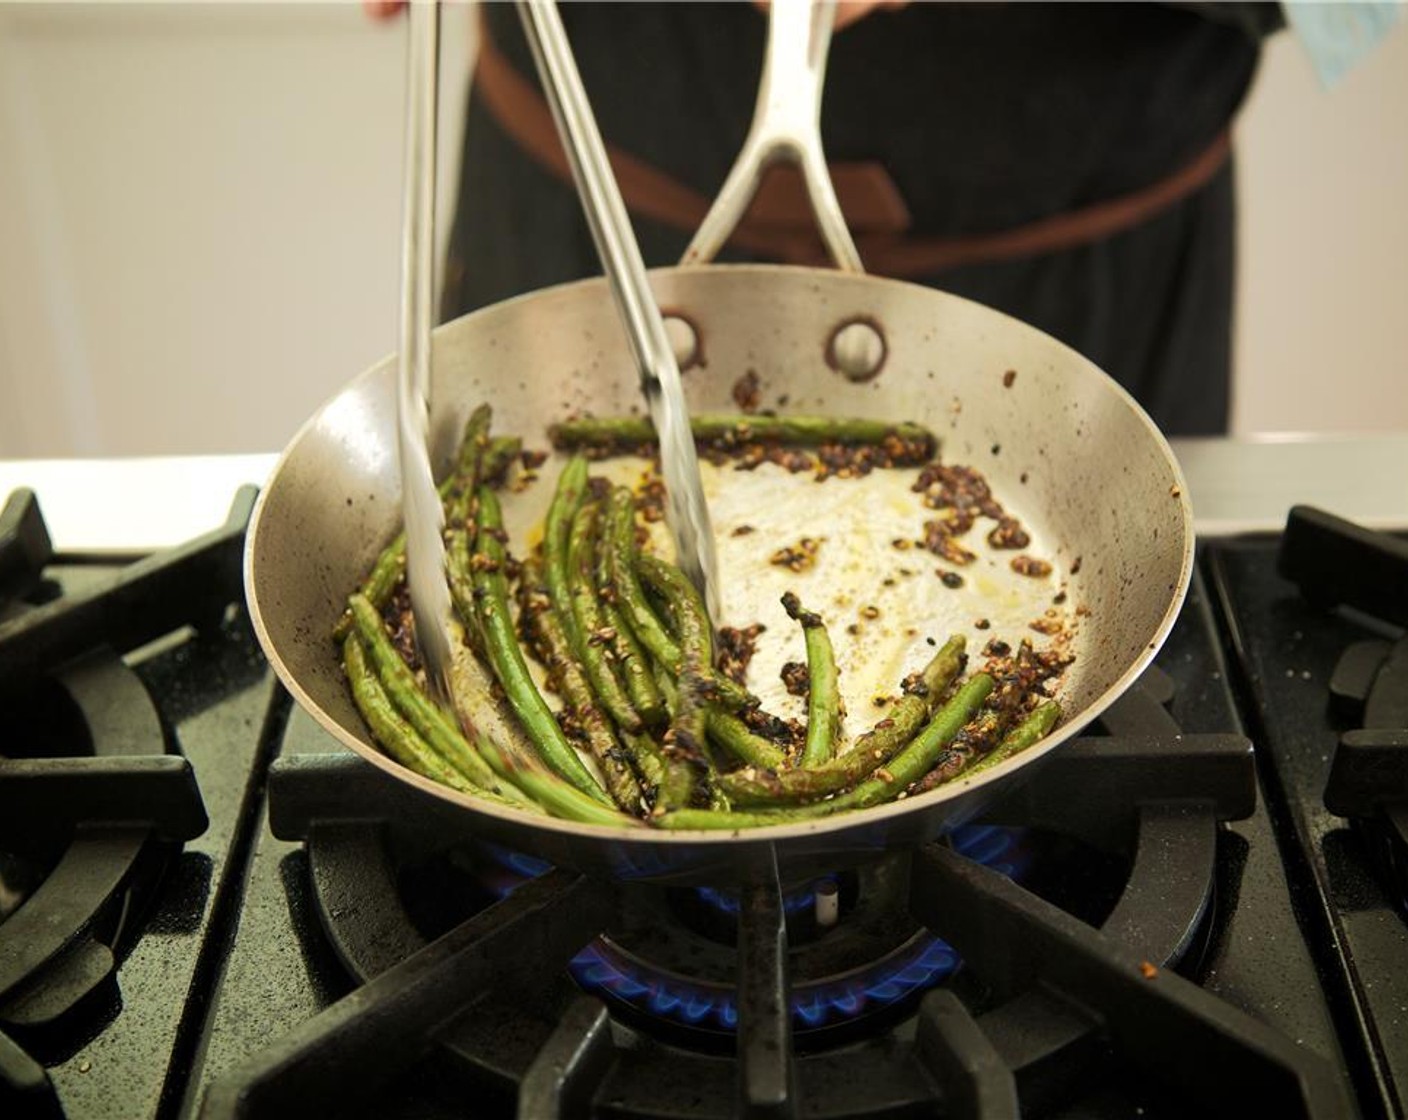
[[244, 1, 1193, 884]]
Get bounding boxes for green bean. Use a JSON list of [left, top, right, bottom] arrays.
[[594, 511, 665, 726], [344, 634, 480, 796], [549, 413, 936, 454], [653, 673, 995, 829], [444, 429, 524, 638], [519, 556, 646, 813], [620, 729, 665, 801], [634, 557, 713, 779], [470, 487, 610, 802], [966, 700, 1061, 777], [632, 553, 797, 795], [334, 407, 493, 642], [782, 591, 839, 767], [604, 488, 762, 719], [653, 807, 797, 831], [567, 502, 643, 733], [442, 404, 494, 526], [718, 636, 965, 806], [671, 686, 710, 773], [634, 556, 714, 668], [705, 709, 789, 770], [605, 598, 667, 724], [472, 731, 639, 828], [446, 525, 479, 640], [448, 436, 524, 636], [636, 554, 715, 766], [478, 435, 523, 490], [604, 486, 680, 667], [636, 669, 700, 809], [337, 543, 405, 642], [346, 593, 526, 802], [648, 744, 698, 812], [544, 456, 590, 637], [635, 553, 754, 711], [824, 673, 995, 810], [653, 662, 679, 716]]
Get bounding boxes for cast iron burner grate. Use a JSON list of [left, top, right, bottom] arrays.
[[1284, 506, 1408, 915], [199, 668, 1351, 1118], [0, 489, 252, 1118]]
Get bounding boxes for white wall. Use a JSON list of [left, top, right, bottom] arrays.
[[1234, 20, 1408, 434], [0, 3, 1404, 458], [0, 2, 471, 457]]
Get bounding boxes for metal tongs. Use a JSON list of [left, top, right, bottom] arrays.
[[396, 2, 455, 698], [517, 0, 721, 623]]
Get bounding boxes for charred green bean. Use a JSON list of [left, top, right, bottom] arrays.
[[519, 556, 646, 813], [346, 593, 523, 801], [473, 731, 639, 828], [344, 634, 480, 796], [550, 413, 936, 454], [335, 407, 500, 642], [782, 591, 839, 767], [545, 456, 590, 633], [654, 673, 995, 829], [567, 502, 643, 733], [705, 709, 789, 770], [966, 700, 1061, 777], [470, 486, 610, 802], [604, 485, 680, 667], [718, 635, 966, 806]]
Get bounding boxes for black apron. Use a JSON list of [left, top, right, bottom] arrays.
[[442, 3, 1277, 437]]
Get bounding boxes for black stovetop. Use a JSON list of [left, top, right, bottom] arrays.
[[2, 489, 1405, 1120]]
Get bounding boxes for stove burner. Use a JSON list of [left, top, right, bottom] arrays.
[[457, 832, 1029, 1041], [1322, 638, 1408, 914], [1278, 504, 1408, 629], [0, 488, 255, 697], [561, 826, 1031, 1040], [1284, 507, 1408, 917], [0, 661, 209, 1047], [213, 663, 1351, 1120], [0, 489, 249, 1103], [0, 488, 52, 606]]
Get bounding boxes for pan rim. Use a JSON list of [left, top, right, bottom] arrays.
[[244, 262, 1196, 845]]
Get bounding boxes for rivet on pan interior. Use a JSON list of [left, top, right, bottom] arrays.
[[662, 312, 703, 371], [827, 317, 887, 382]]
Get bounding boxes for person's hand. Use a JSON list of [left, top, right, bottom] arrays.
[[753, 1, 909, 31], [833, 1, 909, 30], [363, 1, 405, 20], [367, 2, 908, 31]]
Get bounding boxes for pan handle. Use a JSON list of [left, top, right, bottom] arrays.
[[678, 1, 886, 381], [680, 0, 861, 275]]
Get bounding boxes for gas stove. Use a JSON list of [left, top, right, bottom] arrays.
[[2, 440, 1406, 1120]]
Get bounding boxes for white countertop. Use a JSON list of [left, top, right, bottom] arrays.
[[1, 434, 1404, 554]]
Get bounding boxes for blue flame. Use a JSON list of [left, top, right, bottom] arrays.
[[557, 825, 1030, 1034], [566, 912, 966, 1034], [696, 880, 832, 915]]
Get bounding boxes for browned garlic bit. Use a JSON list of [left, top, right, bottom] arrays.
[[1011, 555, 1053, 578], [770, 538, 823, 573]]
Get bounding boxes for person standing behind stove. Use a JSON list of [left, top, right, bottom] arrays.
[[374, 2, 1285, 437]]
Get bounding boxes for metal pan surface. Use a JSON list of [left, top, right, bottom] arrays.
[[245, 263, 1193, 884]]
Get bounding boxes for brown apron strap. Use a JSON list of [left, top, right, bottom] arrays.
[[474, 23, 1232, 277], [855, 130, 1232, 276]]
